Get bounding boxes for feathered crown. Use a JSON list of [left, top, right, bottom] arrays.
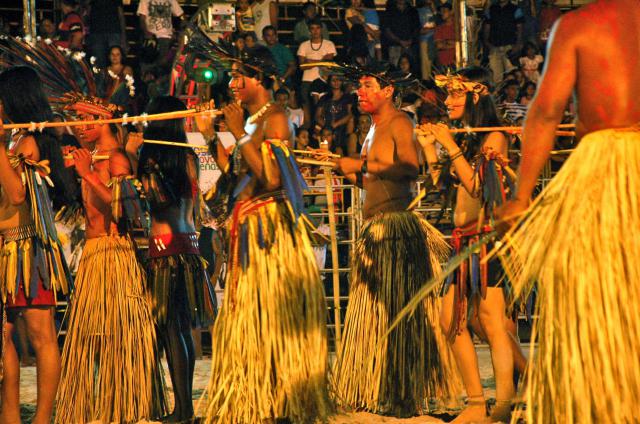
[[183, 24, 280, 81], [434, 73, 490, 96], [0, 35, 132, 117]]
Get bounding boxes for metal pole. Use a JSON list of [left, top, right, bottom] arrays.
[[23, 0, 37, 39]]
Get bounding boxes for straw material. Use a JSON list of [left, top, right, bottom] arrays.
[[201, 198, 332, 423], [492, 129, 640, 424], [147, 253, 217, 328], [333, 211, 462, 415], [57, 235, 166, 423]]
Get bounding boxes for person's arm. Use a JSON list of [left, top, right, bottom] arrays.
[[137, 0, 153, 38], [223, 103, 286, 191], [0, 133, 38, 205], [269, 0, 278, 29], [282, 47, 296, 80], [416, 127, 441, 184], [71, 149, 127, 205], [513, 17, 576, 203]]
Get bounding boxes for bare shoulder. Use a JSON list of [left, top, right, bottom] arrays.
[[15, 134, 40, 161], [390, 111, 414, 142], [108, 149, 133, 176], [483, 131, 508, 154], [263, 104, 291, 141]]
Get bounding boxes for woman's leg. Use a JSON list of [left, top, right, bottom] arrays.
[[1, 317, 21, 424]]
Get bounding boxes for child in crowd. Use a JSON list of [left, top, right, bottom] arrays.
[[519, 42, 544, 82]]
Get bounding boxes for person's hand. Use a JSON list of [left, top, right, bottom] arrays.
[[61, 145, 77, 168], [195, 100, 217, 140], [415, 124, 437, 148], [125, 132, 144, 155], [425, 122, 457, 150], [494, 198, 529, 236], [335, 157, 362, 175], [222, 103, 246, 140], [71, 148, 93, 178]]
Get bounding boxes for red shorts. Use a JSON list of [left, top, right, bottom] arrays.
[[6, 280, 56, 308]]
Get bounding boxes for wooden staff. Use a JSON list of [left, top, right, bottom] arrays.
[[293, 149, 341, 159], [321, 165, 342, 349], [3, 109, 223, 130], [143, 139, 209, 150]]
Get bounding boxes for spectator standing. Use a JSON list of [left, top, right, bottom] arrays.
[[484, 0, 524, 83], [383, 0, 419, 66], [346, 0, 380, 60], [235, 0, 255, 33], [434, 3, 456, 68], [362, 0, 382, 60], [519, 41, 543, 82], [297, 19, 336, 128], [57, 0, 85, 49], [137, 0, 184, 70], [294, 2, 330, 44], [262, 26, 296, 83], [86, 0, 127, 69], [316, 74, 353, 154], [251, 0, 278, 41], [416, 0, 437, 79]]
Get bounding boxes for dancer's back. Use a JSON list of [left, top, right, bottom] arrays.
[[539, 0, 640, 137]]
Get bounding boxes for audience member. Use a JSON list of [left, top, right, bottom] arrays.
[[262, 26, 296, 83], [416, 0, 437, 79], [316, 74, 353, 153], [519, 41, 543, 82], [483, 0, 524, 83], [294, 2, 330, 44], [251, 0, 278, 41], [137, 0, 184, 70], [383, 0, 419, 66], [434, 3, 456, 68], [235, 0, 255, 33], [347, 113, 371, 157], [57, 0, 84, 49], [86, 0, 127, 68]]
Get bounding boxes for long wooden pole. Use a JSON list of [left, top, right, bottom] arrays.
[[323, 166, 342, 349]]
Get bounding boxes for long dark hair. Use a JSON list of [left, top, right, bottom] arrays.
[[139, 95, 197, 208], [455, 66, 502, 160], [0, 66, 79, 210]]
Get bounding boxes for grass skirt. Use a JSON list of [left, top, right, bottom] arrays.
[[202, 197, 331, 423], [333, 211, 461, 415], [57, 235, 166, 423], [147, 253, 217, 328], [494, 129, 640, 423]]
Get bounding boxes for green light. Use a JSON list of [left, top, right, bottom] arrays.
[[203, 69, 214, 81]]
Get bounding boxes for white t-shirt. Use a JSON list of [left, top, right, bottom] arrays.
[[251, 0, 273, 41], [297, 39, 337, 82], [137, 0, 183, 39]]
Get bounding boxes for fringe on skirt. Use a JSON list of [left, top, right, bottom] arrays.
[[333, 211, 462, 415], [56, 235, 166, 423], [147, 254, 217, 328], [202, 197, 332, 423], [493, 129, 640, 424]]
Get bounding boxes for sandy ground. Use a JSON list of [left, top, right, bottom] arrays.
[[17, 346, 504, 423]]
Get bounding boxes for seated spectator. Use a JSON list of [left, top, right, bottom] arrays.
[[86, 0, 127, 69], [348, 24, 371, 62], [346, 0, 379, 60], [232, 31, 246, 56], [297, 18, 336, 128], [262, 26, 296, 83], [275, 88, 304, 136], [483, 0, 524, 84], [235, 0, 255, 33], [383, 0, 419, 66], [520, 81, 536, 106], [252, 0, 278, 42], [294, 2, 330, 44], [498, 80, 528, 123], [347, 113, 371, 157], [57, 0, 84, 49], [243, 31, 258, 49], [316, 74, 353, 153], [519, 41, 544, 82], [39, 17, 57, 40], [101, 45, 134, 107], [397, 53, 414, 76], [363, 0, 382, 60], [434, 3, 455, 68], [296, 127, 312, 151]]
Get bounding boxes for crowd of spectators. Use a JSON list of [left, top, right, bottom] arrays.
[[0, 0, 567, 156]]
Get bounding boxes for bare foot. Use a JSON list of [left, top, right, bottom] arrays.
[[451, 399, 487, 423], [488, 400, 511, 423]]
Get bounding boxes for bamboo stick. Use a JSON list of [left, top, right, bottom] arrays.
[[296, 158, 336, 167], [63, 154, 110, 161], [143, 139, 209, 150], [323, 167, 342, 349], [3, 108, 222, 130], [293, 149, 341, 159], [549, 148, 575, 155], [416, 126, 575, 135]]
